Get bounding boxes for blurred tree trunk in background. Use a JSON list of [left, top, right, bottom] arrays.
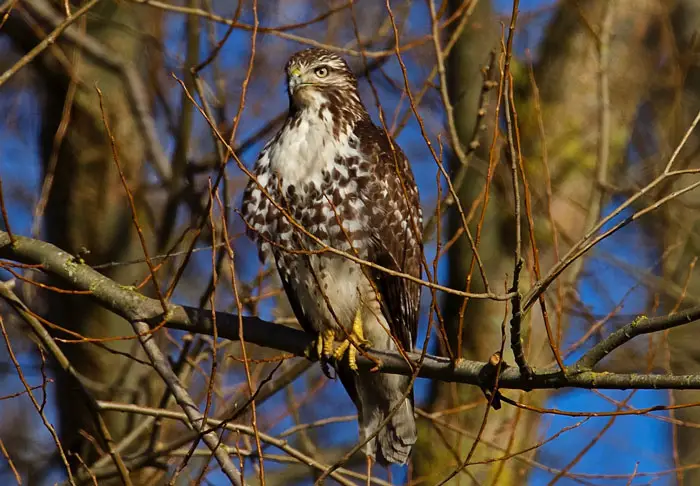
[[413, 1, 661, 483], [413, 1, 502, 480], [663, 0, 700, 484], [6, 2, 164, 483]]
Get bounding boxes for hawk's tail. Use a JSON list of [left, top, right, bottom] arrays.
[[338, 366, 417, 466], [374, 396, 417, 465]]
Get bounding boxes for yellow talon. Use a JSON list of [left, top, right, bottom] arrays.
[[333, 308, 370, 371], [334, 339, 351, 364], [306, 329, 336, 361], [315, 332, 324, 359], [322, 329, 335, 359]]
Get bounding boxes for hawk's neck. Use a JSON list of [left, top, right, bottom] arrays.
[[264, 92, 367, 189]]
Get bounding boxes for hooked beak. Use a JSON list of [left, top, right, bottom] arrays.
[[288, 67, 305, 93]]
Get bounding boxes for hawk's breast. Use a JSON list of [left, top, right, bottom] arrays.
[[241, 110, 377, 331], [242, 112, 373, 258]]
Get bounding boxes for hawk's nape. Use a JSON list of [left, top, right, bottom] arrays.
[[241, 47, 422, 466]]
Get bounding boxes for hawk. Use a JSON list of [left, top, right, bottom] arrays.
[[241, 48, 422, 466]]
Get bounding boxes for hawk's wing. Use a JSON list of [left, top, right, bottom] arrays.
[[276, 263, 313, 334], [355, 120, 422, 354], [371, 235, 420, 353]]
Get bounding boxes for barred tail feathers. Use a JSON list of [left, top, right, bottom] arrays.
[[342, 369, 416, 466], [374, 396, 416, 465]]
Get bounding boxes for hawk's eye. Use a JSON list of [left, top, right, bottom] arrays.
[[314, 66, 329, 78]]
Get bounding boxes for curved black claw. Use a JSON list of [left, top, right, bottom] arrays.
[[321, 358, 336, 379]]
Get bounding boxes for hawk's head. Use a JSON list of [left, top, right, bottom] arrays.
[[285, 48, 363, 117]]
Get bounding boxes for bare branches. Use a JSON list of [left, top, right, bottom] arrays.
[[501, 0, 534, 380], [0, 0, 99, 89], [94, 401, 384, 486], [576, 309, 700, 371], [3, 230, 700, 393], [522, 106, 700, 312], [18, 0, 171, 182], [0, 281, 133, 485], [131, 320, 245, 486]]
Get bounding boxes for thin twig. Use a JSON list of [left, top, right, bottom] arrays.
[[96, 87, 170, 314], [501, 0, 532, 378], [0, 438, 21, 485], [0, 176, 14, 245], [0, 314, 76, 485], [0, 0, 99, 88]]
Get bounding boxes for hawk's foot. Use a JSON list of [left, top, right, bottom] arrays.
[[333, 308, 370, 372], [320, 328, 336, 360], [304, 329, 336, 361], [305, 329, 337, 379]]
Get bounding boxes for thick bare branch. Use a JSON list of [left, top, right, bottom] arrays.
[[3, 231, 700, 393]]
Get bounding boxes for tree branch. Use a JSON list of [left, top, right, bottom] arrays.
[[3, 231, 700, 392], [131, 320, 245, 486], [20, 0, 172, 182]]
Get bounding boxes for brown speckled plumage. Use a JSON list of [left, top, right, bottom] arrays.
[[241, 48, 422, 466]]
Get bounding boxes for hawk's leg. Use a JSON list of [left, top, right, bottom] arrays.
[[305, 329, 336, 379], [303, 329, 335, 360], [318, 329, 336, 359], [333, 307, 371, 371]]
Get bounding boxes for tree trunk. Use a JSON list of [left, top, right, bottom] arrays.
[[7, 2, 166, 483], [662, 1, 700, 484], [413, 1, 661, 483]]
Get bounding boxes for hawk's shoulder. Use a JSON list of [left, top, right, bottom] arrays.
[[352, 119, 421, 215]]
